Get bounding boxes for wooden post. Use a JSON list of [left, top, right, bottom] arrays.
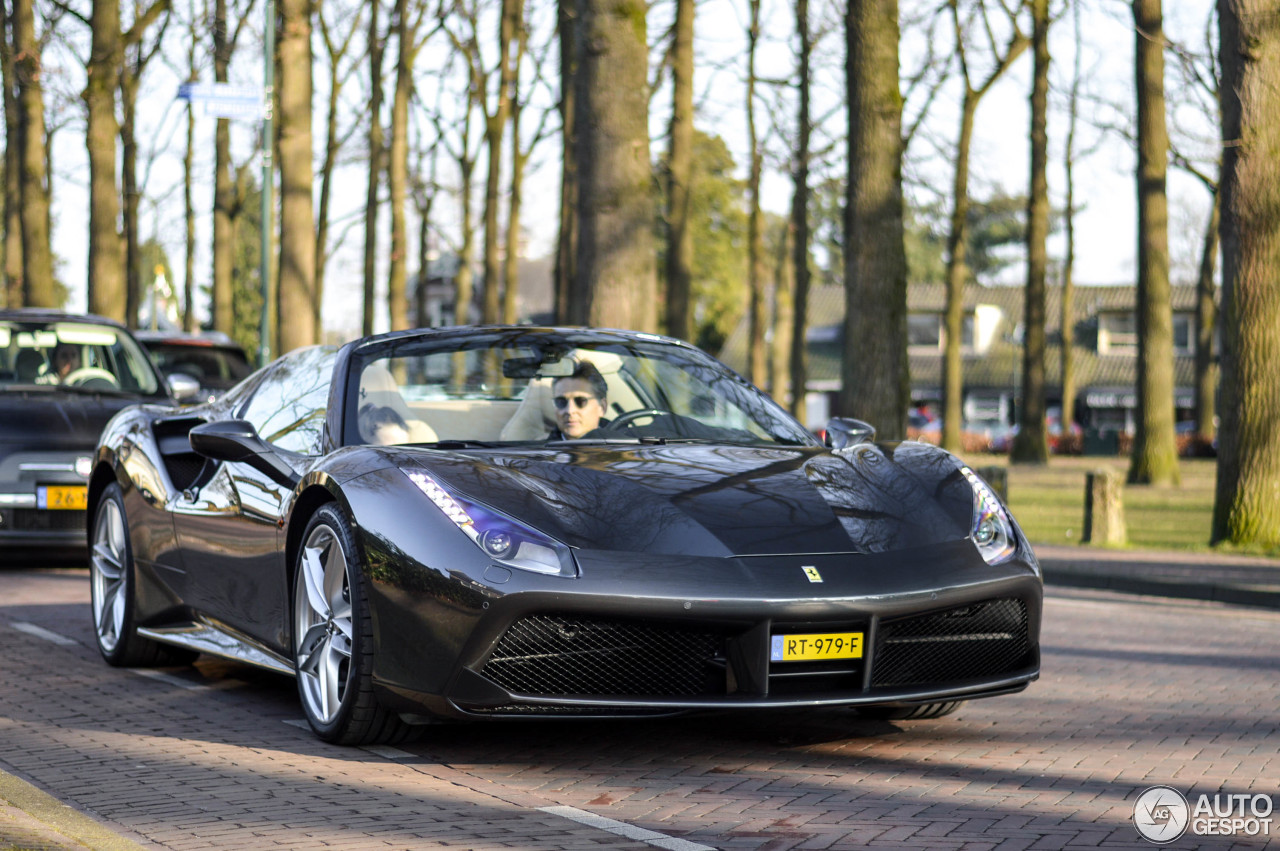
[[1082, 469, 1126, 546]]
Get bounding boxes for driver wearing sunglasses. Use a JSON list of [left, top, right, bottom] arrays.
[[549, 361, 610, 439]]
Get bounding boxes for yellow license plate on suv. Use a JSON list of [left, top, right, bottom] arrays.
[[38, 485, 87, 510], [770, 632, 864, 662]]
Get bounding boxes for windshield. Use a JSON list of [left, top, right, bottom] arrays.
[[0, 319, 163, 396], [345, 330, 817, 448]]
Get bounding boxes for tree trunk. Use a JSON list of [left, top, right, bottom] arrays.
[[554, 0, 578, 324], [211, 0, 234, 335], [121, 68, 141, 326], [503, 6, 529, 326], [12, 0, 55, 308], [788, 0, 811, 420], [1061, 0, 1082, 434], [85, 0, 125, 321], [1212, 0, 1280, 549], [1010, 0, 1050, 464], [388, 0, 417, 332], [277, 0, 317, 351], [1194, 192, 1219, 443], [840, 0, 908, 438], [942, 101, 976, 453], [363, 0, 385, 337], [664, 0, 693, 342], [2, 0, 25, 307], [454, 63, 479, 328], [183, 73, 196, 331], [314, 13, 344, 337], [771, 219, 793, 408], [1127, 0, 1180, 486], [574, 0, 657, 332], [745, 0, 766, 382]]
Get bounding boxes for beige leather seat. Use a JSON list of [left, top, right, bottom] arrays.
[[358, 363, 438, 444]]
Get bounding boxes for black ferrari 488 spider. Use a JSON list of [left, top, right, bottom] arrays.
[[89, 326, 1041, 744]]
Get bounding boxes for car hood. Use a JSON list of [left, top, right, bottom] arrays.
[[0, 390, 146, 451], [402, 442, 977, 557]]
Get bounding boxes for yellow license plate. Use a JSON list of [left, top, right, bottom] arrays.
[[771, 632, 863, 662], [38, 485, 87, 510]]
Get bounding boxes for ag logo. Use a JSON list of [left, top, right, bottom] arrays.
[[1134, 785, 1189, 844], [802, 566, 823, 583]]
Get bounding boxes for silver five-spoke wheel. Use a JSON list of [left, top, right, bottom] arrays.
[[295, 522, 355, 725], [90, 496, 127, 654]]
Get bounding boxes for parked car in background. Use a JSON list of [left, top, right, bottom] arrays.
[[88, 325, 1042, 745], [134, 330, 253, 404], [0, 310, 174, 551]]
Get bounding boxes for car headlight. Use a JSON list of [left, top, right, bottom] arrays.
[[959, 465, 1017, 565], [405, 471, 577, 577]]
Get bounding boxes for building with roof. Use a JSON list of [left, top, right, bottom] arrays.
[[719, 283, 1212, 437]]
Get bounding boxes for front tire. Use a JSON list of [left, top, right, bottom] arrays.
[[90, 483, 191, 667], [293, 504, 416, 745]]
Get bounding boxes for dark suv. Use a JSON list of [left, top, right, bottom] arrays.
[[134, 330, 253, 404]]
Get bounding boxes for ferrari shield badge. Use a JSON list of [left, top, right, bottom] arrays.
[[802, 566, 823, 583]]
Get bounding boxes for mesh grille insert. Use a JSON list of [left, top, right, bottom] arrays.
[[481, 614, 723, 697], [871, 598, 1032, 688]]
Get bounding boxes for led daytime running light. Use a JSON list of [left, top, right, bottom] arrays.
[[408, 472, 473, 529]]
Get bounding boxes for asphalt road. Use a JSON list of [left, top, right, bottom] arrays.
[[1, 565, 1277, 851]]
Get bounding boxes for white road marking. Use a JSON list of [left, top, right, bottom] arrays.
[[540, 805, 716, 851], [11, 621, 78, 646], [128, 668, 211, 691]]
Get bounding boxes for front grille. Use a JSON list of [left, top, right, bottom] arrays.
[[466, 703, 677, 717], [481, 614, 724, 697], [871, 598, 1032, 688], [4, 508, 86, 531]]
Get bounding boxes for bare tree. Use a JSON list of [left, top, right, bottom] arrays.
[[787, 0, 812, 418], [363, 0, 386, 336], [840, 0, 909, 438], [662, 0, 693, 342], [1009, 0, 1049, 464], [939, 0, 1027, 454], [745, 0, 767, 382], [554, 0, 578, 324], [1212, 0, 1280, 549], [1127, 0, 1180, 486], [276, 0, 317, 351], [12, 0, 55, 307], [1060, 0, 1082, 442], [120, 3, 172, 327], [1, 0, 23, 307], [182, 0, 197, 330], [314, 1, 363, 335], [211, 0, 254, 336], [574, 0, 657, 331], [388, 0, 430, 331]]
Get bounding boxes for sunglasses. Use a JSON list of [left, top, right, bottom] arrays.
[[553, 394, 598, 411]]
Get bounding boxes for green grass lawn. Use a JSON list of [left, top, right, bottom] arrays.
[[961, 454, 1237, 553]]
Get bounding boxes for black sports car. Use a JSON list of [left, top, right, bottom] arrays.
[[89, 326, 1041, 745], [0, 310, 174, 551]]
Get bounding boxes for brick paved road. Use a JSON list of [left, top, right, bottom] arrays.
[[1, 567, 1277, 850]]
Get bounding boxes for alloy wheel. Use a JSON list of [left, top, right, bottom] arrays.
[[295, 523, 355, 724], [90, 498, 127, 653]]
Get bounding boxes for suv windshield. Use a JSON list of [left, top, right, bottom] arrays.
[[345, 330, 816, 448], [0, 320, 163, 396]]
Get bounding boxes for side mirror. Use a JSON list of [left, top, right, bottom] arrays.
[[166, 372, 203, 403], [188, 419, 299, 487], [824, 417, 876, 450]]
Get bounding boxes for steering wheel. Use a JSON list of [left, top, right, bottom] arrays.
[[603, 409, 673, 431], [63, 366, 120, 388]]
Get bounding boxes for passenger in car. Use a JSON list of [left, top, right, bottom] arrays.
[[358, 403, 412, 446], [36, 343, 80, 384]]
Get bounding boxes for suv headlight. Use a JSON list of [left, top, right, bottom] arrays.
[[406, 471, 577, 577], [959, 465, 1017, 565]]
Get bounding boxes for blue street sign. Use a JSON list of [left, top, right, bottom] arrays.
[[177, 82, 264, 121]]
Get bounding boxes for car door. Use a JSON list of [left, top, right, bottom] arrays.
[[172, 348, 335, 652]]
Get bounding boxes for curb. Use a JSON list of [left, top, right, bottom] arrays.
[[1041, 567, 1280, 610], [0, 770, 147, 851]]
